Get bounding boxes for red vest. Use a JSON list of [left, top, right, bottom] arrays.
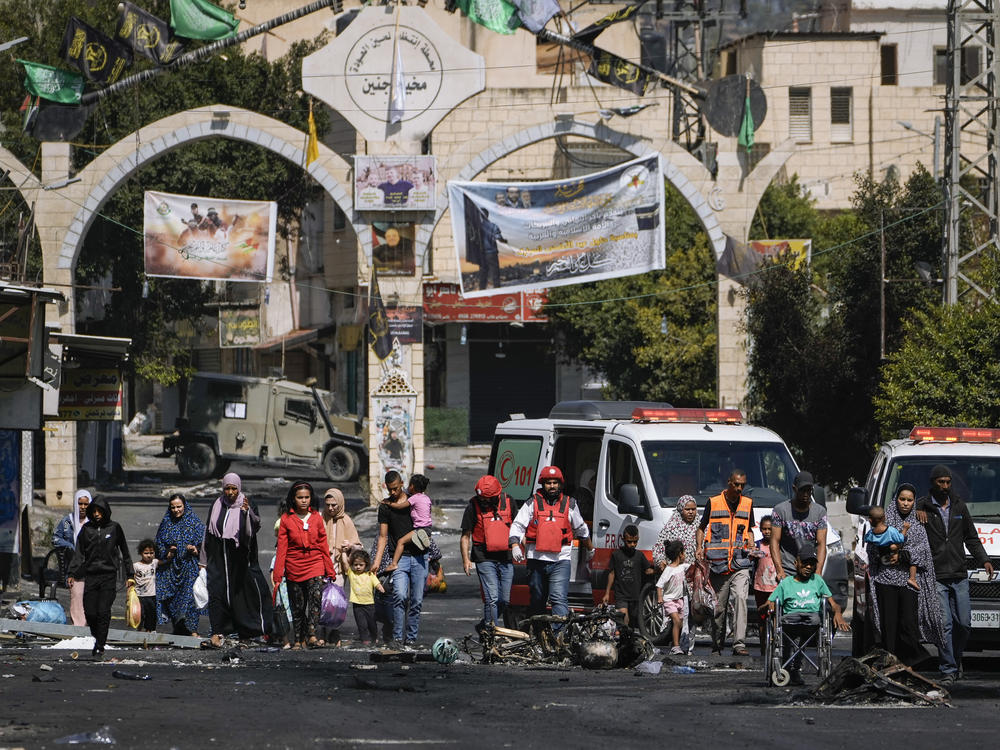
[[472, 495, 513, 552], [524, 493, 573, 553]]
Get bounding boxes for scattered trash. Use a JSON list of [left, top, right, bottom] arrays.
[[2, 674, 13, 678], [112, 670, 151, 681], [671, 665, 697, 674], [234, 681, 256, 685], [431, 637, 459, 665], [42, 637, 113, 651], [254, 646, 281, 653], [813, 649, 951, 707], [635, 660, 662, 675], [33, 673, 59, 682], [221, 647, 242, 664], [39, 664, 53, 671], [350, 663, 378, 671], [53, 725, 116, 744]]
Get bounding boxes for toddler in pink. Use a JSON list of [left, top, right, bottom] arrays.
[[385, 474, 433, 572]]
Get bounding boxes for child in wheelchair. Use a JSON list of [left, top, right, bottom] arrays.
[[762, 542, 849, 685]]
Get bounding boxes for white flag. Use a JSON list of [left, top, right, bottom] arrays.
[[388, 41, 405, 125]]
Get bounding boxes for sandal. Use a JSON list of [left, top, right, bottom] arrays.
[[307, 638, 321, 649], [200, 639, 222, 650]]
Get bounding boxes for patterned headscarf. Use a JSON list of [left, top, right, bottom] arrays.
[[654, 495, 699, 566]]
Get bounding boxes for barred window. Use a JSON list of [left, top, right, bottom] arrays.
[[831, 87, 853, 142], [788, 88, 811, 142]]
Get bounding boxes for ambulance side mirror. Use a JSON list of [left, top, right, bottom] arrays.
[[845, 486, 870, 515], [618, 483, 644, 517]]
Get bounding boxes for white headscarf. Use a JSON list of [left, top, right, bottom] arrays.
[[72, 490, 92, 541]]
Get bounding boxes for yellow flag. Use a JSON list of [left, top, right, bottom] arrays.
[[306, 109, 319, 166]]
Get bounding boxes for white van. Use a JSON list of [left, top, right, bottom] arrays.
[[846, 426, 1000, 655], [489, 401, 848, 635]]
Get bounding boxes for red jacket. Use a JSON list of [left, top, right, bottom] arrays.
[[274, 510, 335, 583]]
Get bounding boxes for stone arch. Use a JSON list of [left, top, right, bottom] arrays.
[[431, 119, 727, 260], [53, 104, 362, 273], [0, 145, 41, 202]]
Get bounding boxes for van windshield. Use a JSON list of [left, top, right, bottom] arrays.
[[642, 440, 798, 509], [880, 457, 1000, 520]]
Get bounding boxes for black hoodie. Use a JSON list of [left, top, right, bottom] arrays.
[[67, 497, 134, 580]]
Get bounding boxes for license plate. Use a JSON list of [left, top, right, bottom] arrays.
[[971, 610, 1000, 629]]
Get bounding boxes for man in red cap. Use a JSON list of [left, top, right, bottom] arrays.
[[509, 466, 594, 628], [460, 475, 516, 629]]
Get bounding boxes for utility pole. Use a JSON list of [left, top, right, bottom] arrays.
[[943, 0, 1000, 304]]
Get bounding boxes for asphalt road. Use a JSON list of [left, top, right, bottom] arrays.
[[3, 462, 1000, 748]]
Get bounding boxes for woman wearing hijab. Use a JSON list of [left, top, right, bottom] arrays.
[[274, 482, 335, 649], [650, 495, 700, 652], [866, 483, 945, 665], [52, 490, 93, 626], [200, 473, 273, 648], [155, 493, 206, 637], [319, 488, 359, 647]]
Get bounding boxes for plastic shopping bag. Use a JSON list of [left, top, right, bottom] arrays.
[[13, 600, 67, 624], [318, 579, 347, 628], [193, 568, 209, 610], [126, 587, 142, 630]]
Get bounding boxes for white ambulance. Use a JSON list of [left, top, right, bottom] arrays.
[[846, 426, 1000, 655], [489, 401, 848, 636]]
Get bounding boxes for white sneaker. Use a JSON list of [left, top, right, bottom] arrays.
[[669, 646, 684, 655]]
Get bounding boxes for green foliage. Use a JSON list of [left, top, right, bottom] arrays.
[[546, 182, 717, 406], [0, 1, 332, 384], [749, 175, 817, 241], [425, 407, 470, 446]]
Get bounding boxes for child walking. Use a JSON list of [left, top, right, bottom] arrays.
[[133, 539, 159, 632], [752, 516, 779, 653], [656, 540, 691, 655], [340, 549, 385, 645], [66, 497, 135, 658], [384, 474, 433, 572], [602, 524, 653, 626]]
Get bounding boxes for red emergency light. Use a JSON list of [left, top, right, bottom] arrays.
[[910, 426, 1000, 444], [632, 407, 744, 424]]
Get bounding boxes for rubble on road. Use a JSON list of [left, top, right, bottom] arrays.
[[813, 650, 951, 707]]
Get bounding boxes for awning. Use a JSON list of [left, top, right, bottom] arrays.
[[50, 332, 132, 357], [0, 282, 63, 304], [254, 325, 334, 353]]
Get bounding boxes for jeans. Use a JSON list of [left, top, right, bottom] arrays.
[[392, 553, 428, 643], [527, 558, 570, 628], [709, 568, 750, 651], [476, 560, 514, 627], [936, 577, 971, 675]]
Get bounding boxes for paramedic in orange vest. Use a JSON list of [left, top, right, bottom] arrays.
[[696, 469, 755, 656], [460, 475, 516, 629], [509, 466, 594, 629]]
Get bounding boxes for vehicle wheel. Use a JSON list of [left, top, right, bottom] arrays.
[[637, 582, 670, 642], [323, 445, 356, 483], [213, 459, 232, 478], [177, 442, 217, 479]]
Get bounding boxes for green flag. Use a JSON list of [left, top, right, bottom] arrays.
[[170, 0, 239, 41], [738, 94, 755, 153], [454, 0, 521, 35], [18, 60, 83, 104]]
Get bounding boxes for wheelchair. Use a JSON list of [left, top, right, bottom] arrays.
[[762, 601, 834, 686]]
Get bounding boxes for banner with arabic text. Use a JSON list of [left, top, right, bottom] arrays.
[[143, 190, 276, 282], [218, 305, 261, 347], [58, 369, 123, 421], [447, 155, 664, 298]]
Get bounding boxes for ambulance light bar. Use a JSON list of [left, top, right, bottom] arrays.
[[910, 426, 1000, 443], [632, 407, 744, 424]]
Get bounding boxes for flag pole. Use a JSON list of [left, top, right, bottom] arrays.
[[388, 0, 403, 124], [81, 0, 341, 105]]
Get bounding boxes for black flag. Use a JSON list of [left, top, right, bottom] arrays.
[[60, 17, 133, 84], [116, 2, 185, 65], [25, 100, 94, 142], [574, 2, 647, 46], [367, 269, 393, 361], [588, 48, 656, 97]]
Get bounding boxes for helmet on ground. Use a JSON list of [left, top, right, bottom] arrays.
[[539, 466, 564, 483], [432, 637, 459, 664]]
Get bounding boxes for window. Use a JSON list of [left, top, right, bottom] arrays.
[[552, 430, 604, 525], [830, 87, 853, 142], [935, 46, 982, 85], [788, 88, 811, 142], [880, 458, 1000, 518], [725, 50, 737, 77], [880, 44, 898, 85], [606, 440, 651, 520], [283, 398, 315, 425], [332, 204, 346, 231], [223, 402, 247, 419]]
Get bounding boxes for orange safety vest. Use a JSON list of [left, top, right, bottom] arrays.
[[524, 493, 573, 553], [704, 493, 754, 574], [472, 494, 513, 553]]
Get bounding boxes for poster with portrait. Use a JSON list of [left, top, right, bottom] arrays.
[[355, 155, 436, 211], [143, 190, 277, 282], [372, 395, 416, 482], [371, 222, 416, 276], [716, 237, 812, 279], [447, 155, 665, 298]]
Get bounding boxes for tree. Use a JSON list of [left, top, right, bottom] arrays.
[[0, 0, 332, 385], [546, 181, 718, 405]]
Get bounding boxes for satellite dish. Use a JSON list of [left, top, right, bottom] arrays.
[[703, 75, 767, 138]]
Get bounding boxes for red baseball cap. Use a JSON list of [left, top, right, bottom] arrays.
[[539, 466, 564, 483], [475, 475, 502, 498]]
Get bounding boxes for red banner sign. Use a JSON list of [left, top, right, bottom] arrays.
[[423, 283, 547, 322]]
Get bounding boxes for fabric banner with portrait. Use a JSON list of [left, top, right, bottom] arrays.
[[371, 222, 416, 276], [143, 190, 277, 282], [372, 395, 416, 481], [447, 155, 665, 298], [716, 237, 812, 280], [355, 155, 436, 211]]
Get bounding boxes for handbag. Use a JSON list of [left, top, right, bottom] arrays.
[[193, 568, 209, 610]]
